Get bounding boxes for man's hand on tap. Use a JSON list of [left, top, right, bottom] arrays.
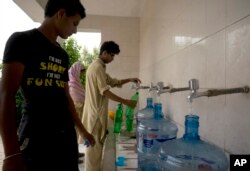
[[129, 78, 141, 84]]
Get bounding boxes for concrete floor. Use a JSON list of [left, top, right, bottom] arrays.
[[0, 137, 86, 171]]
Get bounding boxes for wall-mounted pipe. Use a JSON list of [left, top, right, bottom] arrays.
[[131, 83, 150, 91], [149, 82, 158, 92], [157, 80, 193, 95], [156, 82, 172, 95], [187, 79, 249, 102]]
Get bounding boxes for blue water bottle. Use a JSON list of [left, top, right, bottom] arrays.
[[159, 114, 229, 171], [136, 97, 155, 150], [136, 97, 154, 125], [137, 103, 178, 171]]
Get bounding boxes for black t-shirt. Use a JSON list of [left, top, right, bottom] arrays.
[[3, 29, 74, 134]]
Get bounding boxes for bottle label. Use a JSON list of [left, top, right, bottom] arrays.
[[143, 133, 156, 148], [138, 131, 177, 154], [138, 132, 158, 153]]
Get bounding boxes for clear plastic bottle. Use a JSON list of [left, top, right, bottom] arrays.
[[137, 103, 178, 171], [159, 114, 229, 171], [113, 103, 123, 133], [125, 92, 139, 132]]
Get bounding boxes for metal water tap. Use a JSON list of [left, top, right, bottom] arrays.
[[187, 79, 250, 102], [156, 82, 172, 95], [149, 82, 158, 92], [187, 79, 200, 102], [131, 83, 149, 91]]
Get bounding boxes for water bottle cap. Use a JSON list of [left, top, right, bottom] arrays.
[[116, 156, 126, 166]]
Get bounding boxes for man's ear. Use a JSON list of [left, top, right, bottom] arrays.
[[102, 50, 108, 56], [57, 9, 66, 19]]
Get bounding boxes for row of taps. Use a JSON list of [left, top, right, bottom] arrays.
[[132, 79, 250, 102]]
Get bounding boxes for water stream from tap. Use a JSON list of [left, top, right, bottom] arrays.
[[188, 101, 193, 114], [156, 93, 161, 104]]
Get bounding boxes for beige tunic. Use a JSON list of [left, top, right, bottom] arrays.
[[82, 58, 122, 171], [82, 58, 122, 141]]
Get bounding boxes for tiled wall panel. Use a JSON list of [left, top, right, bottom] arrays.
[[139, 0, 250, 155]]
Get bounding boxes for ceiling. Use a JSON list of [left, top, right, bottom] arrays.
[[37, 0, 145, 17]]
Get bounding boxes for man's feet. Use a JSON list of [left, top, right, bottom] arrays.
[[78, 152, 85, 164], [78, 159, 84, 164], [78, 152, 85, 158]]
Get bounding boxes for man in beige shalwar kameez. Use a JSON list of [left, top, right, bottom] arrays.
[[82, 41, 140, 171]]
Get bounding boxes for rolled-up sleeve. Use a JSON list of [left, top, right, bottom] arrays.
[[106, 73, 122, 88], [96, 66, 110, 95]]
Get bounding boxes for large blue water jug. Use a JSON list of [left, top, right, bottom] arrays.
[[137, 103, 178, 171], [159, 114, 229, 171], [136, 97, 154, 124], [136, 97, 155, 151]]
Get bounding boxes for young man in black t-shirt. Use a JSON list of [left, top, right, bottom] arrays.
[[0, 0, 95, 171]]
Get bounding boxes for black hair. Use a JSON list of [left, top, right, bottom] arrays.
[[45, 0, 86, 18], [100, 41, 120, 55]]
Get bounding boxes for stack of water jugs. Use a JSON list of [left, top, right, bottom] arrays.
[[136, 97, 229, 171]]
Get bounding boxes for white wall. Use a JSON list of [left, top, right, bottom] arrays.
[[139, 0, 250, 156]]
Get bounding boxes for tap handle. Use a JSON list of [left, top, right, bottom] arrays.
[[157, 82, 164, 91], [189, 79, 199, 91], [149, 82, 157, 91]]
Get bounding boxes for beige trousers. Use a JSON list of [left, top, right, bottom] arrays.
[[84, 119, 106, 171]]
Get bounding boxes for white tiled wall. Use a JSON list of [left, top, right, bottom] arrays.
[[139, 0, 250, 155]]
